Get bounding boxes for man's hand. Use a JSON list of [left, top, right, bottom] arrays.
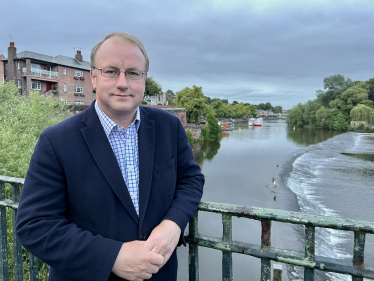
[[112, 241, 164, 281], [143, 220, 181, 267]]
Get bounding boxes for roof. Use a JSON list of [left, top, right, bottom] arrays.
[[4, 51, 90, 71]]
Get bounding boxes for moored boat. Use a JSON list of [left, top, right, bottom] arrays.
[[253, 118, 263, 126], [248, 118, 256, 126]]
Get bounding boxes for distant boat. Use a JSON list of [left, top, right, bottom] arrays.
[[253, 118, 263, 126], [248, 118, 256, 126]]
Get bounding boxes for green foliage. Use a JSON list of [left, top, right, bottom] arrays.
[[174, 85, 208, 123], [359, 100, 374, 108], [141, 100, 148, 104], [329, 112, 348, 131], [350, 104, 374, 123], [315, 106, 335, 128], [144, 76, 162, 99], [0, 81, 70, 281], [185, 129, 195, 146], [165, 89, 175, 105], [0, 82, 70, 178], [272, 105, 283, 114], [202, 112, 221, 141], [357, 122, 365, 130], [365, 126, 371, 131], [286, 103, 305, 127], [316, 74, 355, 107]]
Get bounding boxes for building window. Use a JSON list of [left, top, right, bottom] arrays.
[[17, 63, 20, 70], [75, 85, 83, 93], [64, 84, 67, 92], [63, 68, 67, 75], [74, 70, 83, 77], [75, 101, 84, 105], [31, 80, 41, 90], [17, 80, 21, 88], [60, 99, 68, 104]]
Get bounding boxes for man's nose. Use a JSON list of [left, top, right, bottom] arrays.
[[116, 72, 129, 90]]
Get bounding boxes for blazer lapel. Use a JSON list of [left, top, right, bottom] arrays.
[[138, 108, 155, 228], [80, 102, 139, 224]]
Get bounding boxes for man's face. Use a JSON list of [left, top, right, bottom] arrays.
[[90, 36, 147, 124]]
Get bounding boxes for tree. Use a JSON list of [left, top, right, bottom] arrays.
[[286, 103, 305, 127], [165, 89, 175, 105], [144, 76, 162, 100], [272, 105, 283, 114], [359, 100, 374, 108], [232, 101, 238, 105], [174, 85, 208, 123], [221, 99, 229, 104], [265, 102, 273, 110], [329, 112, 349, 131], [303, 100, 322, 126], [257, 103, 265, 110], [210, 100, 229, 118], [316, 106, 334, 128], [350, 104, 374, 123], [202, 112, 221, 141], [316, 74, 355, 107]]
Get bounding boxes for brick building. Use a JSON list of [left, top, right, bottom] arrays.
[[1, 42, 94, 105], [0, 54, 4, 83]]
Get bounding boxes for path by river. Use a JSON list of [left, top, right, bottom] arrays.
[[177, 120, 374, 281]]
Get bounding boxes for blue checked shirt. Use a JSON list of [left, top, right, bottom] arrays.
[[95, 101, 141, 215]]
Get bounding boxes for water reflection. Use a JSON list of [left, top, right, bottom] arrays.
[[193, 137, 222, 167], [286, 128, 343, 146]]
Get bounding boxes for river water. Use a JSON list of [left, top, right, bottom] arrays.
[[177, 120, 374, 281]]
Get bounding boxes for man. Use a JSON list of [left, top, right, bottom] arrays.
[[16, 31, 204, 281]]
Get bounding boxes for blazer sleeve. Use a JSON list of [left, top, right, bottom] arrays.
[[162, 119, 204, 243], [16, 132, 122, 281]]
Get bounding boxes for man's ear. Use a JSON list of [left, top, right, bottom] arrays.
[[90, 68, 96, 90]]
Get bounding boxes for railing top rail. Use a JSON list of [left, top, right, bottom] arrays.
[[199, 201, 374, 234], [0, 175, 24, 185]]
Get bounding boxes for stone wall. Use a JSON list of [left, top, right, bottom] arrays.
[[351, 121, 370, 128], [184, 124, 203, 138]]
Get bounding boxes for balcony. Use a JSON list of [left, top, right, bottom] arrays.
[[23, 68, 59, 80]]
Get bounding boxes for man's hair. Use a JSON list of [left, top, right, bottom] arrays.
[[90, 31, 149, 72]]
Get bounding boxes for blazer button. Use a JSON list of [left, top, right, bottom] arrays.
[[140, 233, 147, 240]]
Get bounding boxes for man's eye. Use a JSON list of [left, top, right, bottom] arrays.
[[103, 69, 118, 75], [128, 71, 140, 76]]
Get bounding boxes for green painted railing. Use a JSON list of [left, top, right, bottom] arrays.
[[185, 201, 374, 281], [1, 175, 374, 280]]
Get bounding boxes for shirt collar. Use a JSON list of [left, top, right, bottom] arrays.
[[95, 100, 141, 138]]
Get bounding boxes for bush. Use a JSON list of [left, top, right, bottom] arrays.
[[141, 100, 147, 104], [186, 129, 195, 146], [0, 81, 70, 280], [365, 126, 371, 131], [357, 122, 365, 130], [202, 112, 221, 141]]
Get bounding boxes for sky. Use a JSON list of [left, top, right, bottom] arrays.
[[1, 0, 373, 109]]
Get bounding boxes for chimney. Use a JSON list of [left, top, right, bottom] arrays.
[[7, 42, 17, 81], [75, 50, 83, 63]]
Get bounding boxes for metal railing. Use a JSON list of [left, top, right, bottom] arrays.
[[1, 175, 373, 280], [22, 68, 58, 79], [186, 201, 374, 280]]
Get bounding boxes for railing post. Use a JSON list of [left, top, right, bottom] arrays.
[[11, 183, 23, 281], [304, 225, 315, 281], [261, 219, 271, 281], [222, 214, 233, 281], [29, 253, 39, 281], [189, 210, 199, 281], [0, 181, 10, 281], [352, 231, 365, 281]]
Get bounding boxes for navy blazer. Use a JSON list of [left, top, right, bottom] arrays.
[[16, 101, 204, 281]]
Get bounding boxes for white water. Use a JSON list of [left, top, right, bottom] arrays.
[[286, 133, 374, 281]]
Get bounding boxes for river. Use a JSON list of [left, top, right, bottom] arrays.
[[177, 120, 374, 281]]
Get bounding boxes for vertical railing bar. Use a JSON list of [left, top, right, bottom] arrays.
[[0, 181, 10, 281], [352, 231, 365, 281], [29, 253, 39, 281], [304, 225, 315, 281], [189, 210, 199, 281], [11, 183, 23, 281], [222, 214, 233, 281], [260, 219, 271, 281]]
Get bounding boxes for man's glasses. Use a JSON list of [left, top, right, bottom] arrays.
[[94, 67, 146, 80]]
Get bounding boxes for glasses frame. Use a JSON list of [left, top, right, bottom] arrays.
[[93, 67, 146, 80]]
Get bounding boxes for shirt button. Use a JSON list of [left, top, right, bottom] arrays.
[[126, 140, 130, 144], [118, 127, 122, 131]]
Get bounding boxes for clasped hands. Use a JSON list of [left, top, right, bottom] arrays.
[[112, 219, 181, 281]]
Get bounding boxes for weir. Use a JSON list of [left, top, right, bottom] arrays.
[[1, 175, 373, 281]]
